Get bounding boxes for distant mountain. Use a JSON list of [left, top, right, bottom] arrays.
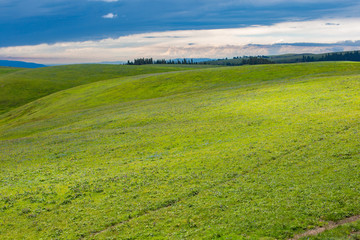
[[0, 60, 46, 68]]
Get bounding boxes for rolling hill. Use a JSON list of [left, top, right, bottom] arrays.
[[0, 62, 359, 239], [0, 66, 24, 76], [0, 64, 217, 114]]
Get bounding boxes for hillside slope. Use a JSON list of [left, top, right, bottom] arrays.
[[0, 66, 24, 76], [0, 62, 359, 239], [0, 64, 216, 114]]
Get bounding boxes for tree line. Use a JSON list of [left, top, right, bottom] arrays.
[[125, 51, 360, 66], [201, 56, 274, 66], [302, 51, 360, 62], [127, 58, 197, 65]]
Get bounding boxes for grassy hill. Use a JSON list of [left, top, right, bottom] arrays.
[[0, 64, 217, 114], [268, 53, 317, 63], [0, 66, 24, 76], [0, 62, 360, 239], [268, 51, 360, 63]]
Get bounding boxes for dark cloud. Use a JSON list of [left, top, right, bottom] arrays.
[[0, 0, 359, 47]]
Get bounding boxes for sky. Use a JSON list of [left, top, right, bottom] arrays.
[[1, 0, 360, 64]]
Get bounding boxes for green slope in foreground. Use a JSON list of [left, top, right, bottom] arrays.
[[0, 62, 360, 239], [0, 64, 216, 114]]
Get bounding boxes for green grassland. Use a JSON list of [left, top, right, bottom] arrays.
[[0, 64, 217, 114], [0, 66, 24, 76], [0, 62, 360, 239]]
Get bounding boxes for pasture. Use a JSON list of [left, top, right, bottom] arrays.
[[0, 62, 359, 239]]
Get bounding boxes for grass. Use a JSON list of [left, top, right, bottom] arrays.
[[0, 66, 24, 76], [299, 220, 360, 239], [0, 64, 217, 114], [0, 62, 359, 239]]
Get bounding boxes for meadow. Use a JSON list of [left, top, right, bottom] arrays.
[[0, 62, 359, 239], [0, 64, 216, 114], [0, 66, 23, 76]]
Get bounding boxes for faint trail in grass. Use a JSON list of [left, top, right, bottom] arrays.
[[85, 125, 355, 239], [350, 231, 360, 238], [84, 136, 317, 239], [289, 215, 360, 240]]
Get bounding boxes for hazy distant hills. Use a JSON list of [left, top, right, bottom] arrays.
[[0, 60, 46, 68]]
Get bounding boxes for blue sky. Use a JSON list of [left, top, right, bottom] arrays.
[[1, 0, 360, 64]]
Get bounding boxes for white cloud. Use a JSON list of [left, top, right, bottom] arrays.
[[1, 18, 360, 64], [96, 0, 120, 2], [102, 13, 117, 19]]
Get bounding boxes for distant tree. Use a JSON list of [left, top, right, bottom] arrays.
[[242, 57, 274, 65], [132, 58, 153, 65]]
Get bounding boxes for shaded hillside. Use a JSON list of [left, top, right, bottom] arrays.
[[0, 64, 217, 114], [0, 66, 24, 76]]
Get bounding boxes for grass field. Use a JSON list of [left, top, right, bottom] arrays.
[[0, 62, 359, 239], [0, 64, 217, 114], [0, 66, 24, 76]]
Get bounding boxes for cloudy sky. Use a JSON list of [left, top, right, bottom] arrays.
[[1, 0, 360, 64]]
